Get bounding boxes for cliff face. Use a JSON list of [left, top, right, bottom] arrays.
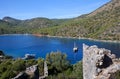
[[83, 44, 120, 79]]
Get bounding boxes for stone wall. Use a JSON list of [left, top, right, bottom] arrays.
[[83, 44, 120, 79], [12, 65, 39, 79]]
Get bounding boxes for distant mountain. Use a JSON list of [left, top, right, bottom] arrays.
[[0, 19, 14, 34], [0, 16, 70, 34], [1, 17, 70, 28], [0, 0, 120, 40], [51, 19, 71, 25], [19, 17, 55, 28], [2, 16, 22, 26], [0, 19, 12, 28]]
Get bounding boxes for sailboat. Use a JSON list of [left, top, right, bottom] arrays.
[[73, 42, 78, 52]]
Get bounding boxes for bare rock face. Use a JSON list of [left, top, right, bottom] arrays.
[[83, 44, 120, 79], [13, 65, 39, 79], [25, 65, 39, 79]]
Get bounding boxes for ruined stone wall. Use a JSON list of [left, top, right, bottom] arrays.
[[83, 44, 120, 79]]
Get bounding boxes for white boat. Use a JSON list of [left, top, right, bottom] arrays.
[[24, 54, 35, 59], [73, 42, 78, 52]]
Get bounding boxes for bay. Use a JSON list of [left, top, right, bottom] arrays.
[[0, 34, 120, 64]]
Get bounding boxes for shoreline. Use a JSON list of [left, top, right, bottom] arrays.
[[0, 33, 30, 36], [46, 35, 120, 43], [33, 33, 120, 43], [81, 37, 120, 43], [0, 33, 120, 43]]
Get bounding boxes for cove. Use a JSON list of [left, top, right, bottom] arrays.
[[0, 34, 120, 64]]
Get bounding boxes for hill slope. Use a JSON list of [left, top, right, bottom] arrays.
[[0, 17, 70, 34], [38, 0, 120, 40], [0, 0, 120, 40], [2, 16, 22, 26]]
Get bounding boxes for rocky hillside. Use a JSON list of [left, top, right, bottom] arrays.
[[51, 0, 120, 40], [88, 0, 120, 17], [2, 17, 55, 28], [36, 0, 120, 40], [0, 17, 70, 34], [0, 20, 14, 34], [20, 18, 54, 28], [2, 16, 22, 26], [0, 0, 120, 40]]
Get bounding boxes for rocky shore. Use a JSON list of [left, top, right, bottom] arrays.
[[0, 34, 120, 43], [32, 34, 120, 43]]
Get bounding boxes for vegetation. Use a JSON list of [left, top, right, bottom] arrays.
[[1, 51, 120, 79], [0, 59, 44, 79], [31, 0, 120, 40], [0, 51, 83, 79], [0, 0, 120, 40], [0, 17, 70, 35], [46, 51, 70, 75], [115, 71, 120, 79], [0, 0, 120, 78], [37, 0, 120, 40], [45, 51, 83, 79]]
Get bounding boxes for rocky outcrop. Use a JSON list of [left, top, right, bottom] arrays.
[[83, 44, 120, 79], [25, 65, 39, 79], [12, 61, 48, 79], [12, 65, 39, 79]]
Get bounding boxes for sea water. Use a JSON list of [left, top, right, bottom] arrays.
[[0, 34, 120, 64]]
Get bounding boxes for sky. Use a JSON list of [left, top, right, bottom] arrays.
[[0, 0, 111, 20]]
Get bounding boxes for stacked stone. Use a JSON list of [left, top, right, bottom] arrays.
[[83, 44, 120, 79]]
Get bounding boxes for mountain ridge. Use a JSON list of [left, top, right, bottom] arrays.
[[0, 0, 120, 40], [45, 0, 120, 40], [88, 0, 120, 17]]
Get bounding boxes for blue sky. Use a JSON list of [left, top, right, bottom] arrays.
[[0, 0, 110, 20]]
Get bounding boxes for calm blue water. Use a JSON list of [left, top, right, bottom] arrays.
[[0, 34, 120, 64]]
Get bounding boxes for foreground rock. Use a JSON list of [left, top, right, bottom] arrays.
[[83, 44, 120, 79], [12, 65, 39, 79], [12, 61, 48, 79]]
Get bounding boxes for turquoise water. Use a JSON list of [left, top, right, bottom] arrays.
[[0, 34, 120, 64]]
